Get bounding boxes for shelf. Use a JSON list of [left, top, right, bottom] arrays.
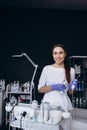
[[69, 56, 87, 58], [6, 92, 31, 94]]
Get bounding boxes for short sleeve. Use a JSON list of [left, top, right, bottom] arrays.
[[38, 66, 48, 90]]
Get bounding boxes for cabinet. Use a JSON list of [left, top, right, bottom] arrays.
[[69, 56, 87, 109]]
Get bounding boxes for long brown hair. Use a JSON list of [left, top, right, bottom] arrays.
[[52, 43, 71, 83]]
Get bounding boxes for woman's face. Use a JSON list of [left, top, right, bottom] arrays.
[[52, 46, 66, 65]]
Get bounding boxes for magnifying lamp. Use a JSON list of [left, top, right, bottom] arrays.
[[12, 53, 38, 103]]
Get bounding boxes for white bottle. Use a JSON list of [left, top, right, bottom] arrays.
[[44, 109, 49, 123], [43, 102, 50, 123], [39, 103, 44, 123], [2, 79, 5, 91], [27, 81, 30, 92]]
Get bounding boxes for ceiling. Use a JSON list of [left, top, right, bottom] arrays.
[[0, 0, 87, 10]]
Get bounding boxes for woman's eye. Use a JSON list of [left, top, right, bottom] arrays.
[[54, 52, 57, 55]]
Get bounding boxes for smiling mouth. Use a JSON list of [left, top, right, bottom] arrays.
[[56, 58, 61, 61]]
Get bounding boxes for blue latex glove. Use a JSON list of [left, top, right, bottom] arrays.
[[51, 84, 66, 91], [69, 79, 78, 91]]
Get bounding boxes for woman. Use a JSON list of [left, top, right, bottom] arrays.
[[38, 44, 76, 130]]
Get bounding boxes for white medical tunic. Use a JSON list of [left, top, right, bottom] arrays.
[[38, 65, 75, 111]]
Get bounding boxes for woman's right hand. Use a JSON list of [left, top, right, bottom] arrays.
[[51, 84, 66, 91]]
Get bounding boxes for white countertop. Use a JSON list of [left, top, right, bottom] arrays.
[[10, 120, 59, 130]]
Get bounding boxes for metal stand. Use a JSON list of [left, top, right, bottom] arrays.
[[12, 52, 38, 103]]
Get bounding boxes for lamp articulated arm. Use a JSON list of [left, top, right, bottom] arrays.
[[12, 52, 38, 88]]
